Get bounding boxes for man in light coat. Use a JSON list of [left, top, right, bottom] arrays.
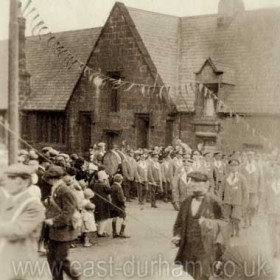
[[0, 164, 45, 280], [220, 159, 249, 237], [172, 159, 194, 210], [240, 151, 262, 227]]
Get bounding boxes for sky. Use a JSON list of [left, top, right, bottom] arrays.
[[1, 0, 280, 40]]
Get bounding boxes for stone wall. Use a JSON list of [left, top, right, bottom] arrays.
[[67, 4, 173, 154]]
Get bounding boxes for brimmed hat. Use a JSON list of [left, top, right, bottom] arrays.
[[98, 170, 109, 181], [4, 164, 35, 178], [84, 188, 95, 199], [44, 165, 65, 179]]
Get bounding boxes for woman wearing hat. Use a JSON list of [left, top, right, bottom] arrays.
[[92, 170, 111, 237]]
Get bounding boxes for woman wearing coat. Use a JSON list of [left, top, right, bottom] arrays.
[[92, 170, 111, 237]]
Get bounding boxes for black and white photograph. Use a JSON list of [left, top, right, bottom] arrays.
[[0, 0, 280, 279]]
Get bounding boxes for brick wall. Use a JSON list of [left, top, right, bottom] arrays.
[[67, 4, 172, 154]]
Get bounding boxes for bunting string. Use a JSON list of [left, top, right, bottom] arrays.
[[21, 0, 279, 152]]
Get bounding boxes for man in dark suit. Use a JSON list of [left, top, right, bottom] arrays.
[[172, 171, 227, 280], [44, 165, 80, 280]]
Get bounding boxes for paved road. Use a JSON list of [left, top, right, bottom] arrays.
[[11, 198, 280, 280]]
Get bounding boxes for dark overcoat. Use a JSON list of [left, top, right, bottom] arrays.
[[46, 183, 78, 242], [92, 181, 111, 222], [173, 194, 225, 269]]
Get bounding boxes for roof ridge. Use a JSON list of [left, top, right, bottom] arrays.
[[126, 6, 179, 19]]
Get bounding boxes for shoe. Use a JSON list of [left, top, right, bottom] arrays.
[[83, 243, 92, 247], [97, 233, 110, 238], [119, 234, 131, 239], [113, 233, 119, 238], [151, 205, 158, 208], [70, 243, 77, 248]]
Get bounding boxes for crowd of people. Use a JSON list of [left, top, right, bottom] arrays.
[[0, 139, 280, 280]]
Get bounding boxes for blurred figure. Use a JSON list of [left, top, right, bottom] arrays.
[[221, 159, 248, 237], [0, 164, 45, 280]]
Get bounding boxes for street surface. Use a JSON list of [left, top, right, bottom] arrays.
[[35, 200, 278, 280]]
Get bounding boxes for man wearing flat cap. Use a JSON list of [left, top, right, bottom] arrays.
[[44, 165, 81, 280], [172, 171, 227, 280], [0, 164, 45, 280]]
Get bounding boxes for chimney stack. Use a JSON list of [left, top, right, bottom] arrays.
[[217, 0, 245, 27]]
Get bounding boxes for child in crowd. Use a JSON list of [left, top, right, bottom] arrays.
[[81, 188, 98, 247], [110, 174, 130, 239]]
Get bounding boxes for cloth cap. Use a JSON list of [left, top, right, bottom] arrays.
[[49, 149, 59, 157], [42, 147, 52, 152], [98, 170, 109, 181], [84, 188, 94, 199], [97, 142, 106, 147], [188, 171, 208, 182], [18, 149, 29, 156], [29, 150, 38, 160], [44, 165, 65, 179], [4, 163, 36, 178], [55, 155, 65, 162], [60, 153, 70, 160]]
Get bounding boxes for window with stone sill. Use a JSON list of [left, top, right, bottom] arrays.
[[36, 112, 66, 144]]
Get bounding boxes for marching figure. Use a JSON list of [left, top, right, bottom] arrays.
[[213, 152, 226, 197], [220, 159, 249, 237], [265, 161, 280, 258], [172, 158, 194, 210], [172, 171, 227, 280], [241, 151, 262, 227]]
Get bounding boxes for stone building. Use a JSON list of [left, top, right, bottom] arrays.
[[1, 0, 280, 155]]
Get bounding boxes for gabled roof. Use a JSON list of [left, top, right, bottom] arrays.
[[126, 7, 191, 111], [196, 58, 236, 85], [23, 28, 102, 110], [180, 7, 280, 114], [0, 28, 102, 111]]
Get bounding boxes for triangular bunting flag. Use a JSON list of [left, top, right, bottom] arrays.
[[199, 83, 204, 93], [159, 86, 164, 100], [236, 115, 240, 123], [141, 86, 146, 97], [124, 84, 135, 92], [204, 87, 208, 98]]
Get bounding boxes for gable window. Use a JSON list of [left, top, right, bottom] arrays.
[[37, 112, 66, 144], [107, 71, 122, 113]]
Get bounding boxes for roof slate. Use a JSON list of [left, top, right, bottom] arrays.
[[179, 7, 280, 114], [23, 27, 101, 110]]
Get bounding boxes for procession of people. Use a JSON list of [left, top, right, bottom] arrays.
[[0, 139, 279, 280]]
